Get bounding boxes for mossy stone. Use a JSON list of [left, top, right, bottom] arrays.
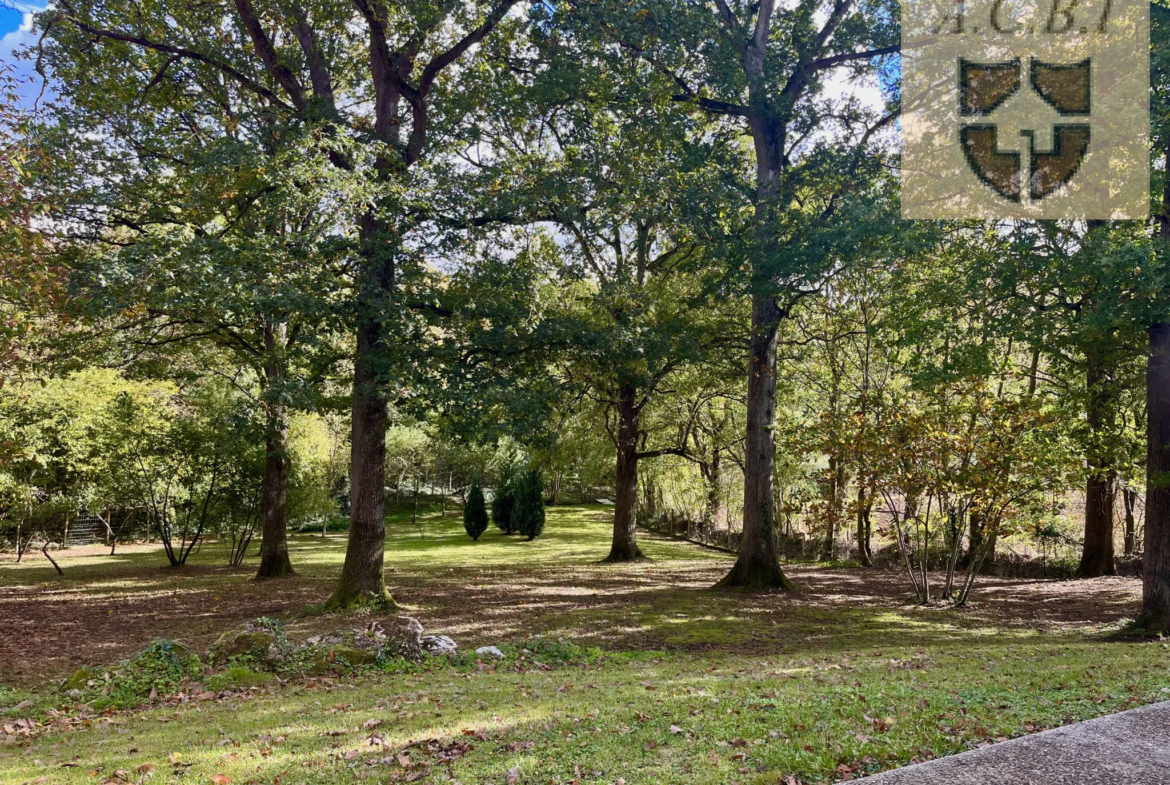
[[59, 667, 97, 693], [208, 630, 278, 667], [303, 645, 377, 675], [332, 646, 377, 666]]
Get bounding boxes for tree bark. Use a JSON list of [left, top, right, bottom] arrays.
[[256, 320, 295, 579], [1145, 321, 1170, 625], [856, 480, 872, 566], [821, 455, 844, 561], [1079, 353, 1118, 577], [328, 225, 397, 609], [643, 474, 658, 520], [713, 10, 794, 590], [1142, 142, 1170, 627], [255, 419, 295, 578], [701, 450, 728, 533], [1123, 486, 1137, 557], [716, 294, 792, 589], [1080, 469, 1117, 577], [606, 383, 644, 561]]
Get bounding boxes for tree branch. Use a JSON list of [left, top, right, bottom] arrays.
[[48, 7, 294, 111]]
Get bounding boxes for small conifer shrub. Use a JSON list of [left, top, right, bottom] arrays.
[[512, 467, 546, 541], [464, 476, 489, 540], [492, 457, 520, 534]]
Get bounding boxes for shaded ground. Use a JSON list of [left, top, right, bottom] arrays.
[[0, 506, 1142, 688]]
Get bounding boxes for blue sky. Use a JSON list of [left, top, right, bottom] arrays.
[[2, 1, 49, 107], [0, 7, 23, 36], [0, 0, 42, 39]]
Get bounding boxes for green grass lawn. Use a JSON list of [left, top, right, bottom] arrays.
[[1, 505, 1167, 785]]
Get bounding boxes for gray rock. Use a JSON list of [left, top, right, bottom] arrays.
[[852, 700, 1170, 784], [306, 616, 428, 663], [475, 646, 505, 659], [208, 619, 291, 670], [420, 634, 457, 656], [59, 667, 97, 694]]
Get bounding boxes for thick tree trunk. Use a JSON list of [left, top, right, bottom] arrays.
[[702, 450, 727, 533], [255, 419, 295, 578], [1079, 354, 1118, 577], [606, 383, 644, 561], [984, 515, 1000, 567], [329, 223, 397, 609], [1080, 470, 1118, 577], [965, 510, 983, 567], [716, 71, 792, 589], [1123, 486, 1137, 557], [717, 294, 792, 589], [820, 456, 844, 561], [1144, 321, 1170, 626], [256, 322, 295, 579], [856, 480, 872, 567], [643, 475, 658, 520], [1142, 144, 1170, 626]]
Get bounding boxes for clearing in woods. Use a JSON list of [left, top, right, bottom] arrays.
[[0, 505, 1166, 784]]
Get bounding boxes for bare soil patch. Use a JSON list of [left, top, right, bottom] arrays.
[[0, 530, 1141, 688]]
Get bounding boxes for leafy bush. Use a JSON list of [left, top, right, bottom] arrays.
[[208, 617, 295, 671], [297, 513, 349, 533], [507, 637, 602, 666], [463, 476, 489, 540], [75, 639, 202, 710], [512, 467, 545, 540], [491, 456, 520, 534]]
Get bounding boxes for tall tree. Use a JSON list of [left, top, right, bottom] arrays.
[[564, 0, 899, 586], [980, 222, 1147, 577], [29, 26, 360, 578], [1142, 0, 1170, 628], [441, 30, 744, 561], [38, 0, 523, 606]]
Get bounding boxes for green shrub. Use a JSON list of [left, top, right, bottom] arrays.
[[297, 514, 349, 533], [204, 666, 277, 691], [507, 637, 602, 666], [464, 476, 489, 540], [85, 639, 202, 710], [492, 457, 520, 534], [512, 467, 545, 541]]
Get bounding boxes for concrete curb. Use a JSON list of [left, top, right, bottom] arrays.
[[852, 700, 1170, 783]]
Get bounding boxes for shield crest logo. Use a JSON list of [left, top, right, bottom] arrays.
[[899, 0, 1147, 219], [959, 58, 1091, 202]]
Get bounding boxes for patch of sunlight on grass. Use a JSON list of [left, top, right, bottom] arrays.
[[8, 641, 1170, 785]]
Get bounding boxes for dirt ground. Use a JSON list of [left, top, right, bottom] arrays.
[[0, 526, 1143, 690]]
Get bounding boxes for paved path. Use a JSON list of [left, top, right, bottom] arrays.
[[853, 700, 1170, 784]]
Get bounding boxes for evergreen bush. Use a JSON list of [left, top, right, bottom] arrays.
[[512, 467, 546, 541], [491, 457, 519, 534], [463, 476, 489, 540]]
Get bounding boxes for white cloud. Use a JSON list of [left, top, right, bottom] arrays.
[[2, 10, 51, 109]]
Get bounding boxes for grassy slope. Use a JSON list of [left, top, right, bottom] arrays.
[[1, 505, 1168, 785]]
